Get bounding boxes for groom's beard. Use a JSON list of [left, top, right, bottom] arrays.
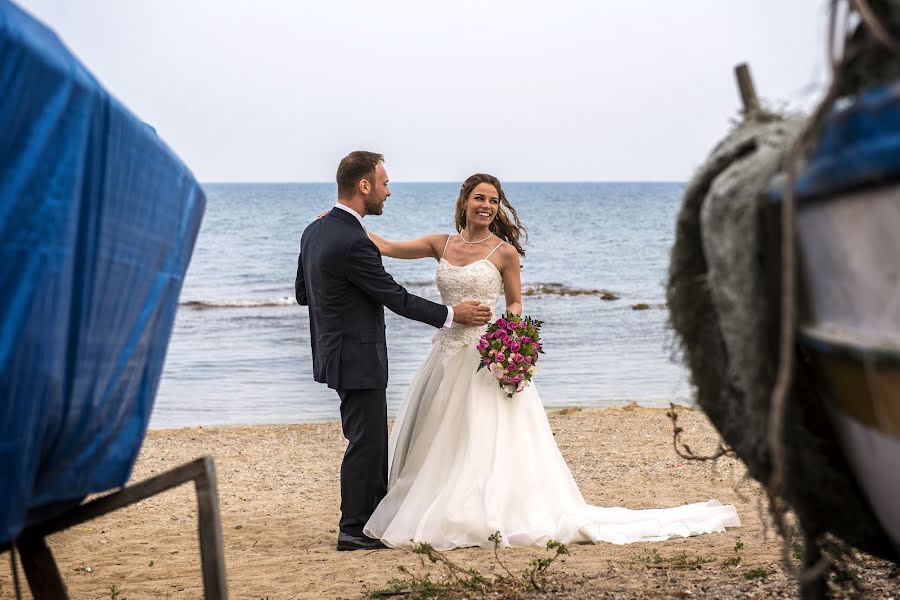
[[364, 192, 386, 216]]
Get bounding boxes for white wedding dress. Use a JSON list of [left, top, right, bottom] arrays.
[[364, 242, 740, 550]]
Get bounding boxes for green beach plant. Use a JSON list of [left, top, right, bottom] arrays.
[[633, 548, 715, 571], [723, 537, 744, 566], [743, 567, 769, 580], [368, 532, 568, 599]]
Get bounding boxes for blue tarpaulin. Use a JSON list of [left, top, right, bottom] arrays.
[[0, 1, 205, 544], [771, 82, 900, 202]]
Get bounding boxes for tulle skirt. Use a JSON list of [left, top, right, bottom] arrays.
[[364, 342, 740, 550]]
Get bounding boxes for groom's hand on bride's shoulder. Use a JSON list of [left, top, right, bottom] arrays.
[[452, 301, 492, 326]]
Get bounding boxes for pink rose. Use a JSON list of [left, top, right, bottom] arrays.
[[525, 355, 533, 364], [482, 356, 492, 365], [508, 340, 520, 352], [505, 320, 516, 331], [496, 318, 507, 329], [477, 339, 489, 352], [495, 352, 506, 362], [514, 353, 525, 364], [506, 363, 517, 372], [510, 375, 522, 384]]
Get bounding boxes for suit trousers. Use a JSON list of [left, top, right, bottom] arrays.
[[336, 387, 388, 538]]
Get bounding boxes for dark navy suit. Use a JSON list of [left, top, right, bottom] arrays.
[[295, 207, 447, 537]]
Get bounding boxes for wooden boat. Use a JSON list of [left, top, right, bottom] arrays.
[[791, 83, 900, 554]]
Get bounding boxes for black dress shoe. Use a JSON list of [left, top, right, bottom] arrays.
[[336, 532, 388, 551]]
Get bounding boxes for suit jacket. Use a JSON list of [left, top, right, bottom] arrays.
[[295, 207, 448, 390]]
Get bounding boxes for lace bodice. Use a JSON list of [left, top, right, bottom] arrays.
[[432, 256, 503, 361]]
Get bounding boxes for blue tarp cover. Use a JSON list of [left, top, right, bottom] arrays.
[[772, 82, 900, 201], [0, 0, 205, 544]]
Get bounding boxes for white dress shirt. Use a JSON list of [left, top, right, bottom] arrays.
[[334, 203, 454, 328]]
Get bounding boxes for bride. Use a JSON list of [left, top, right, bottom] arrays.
[[362, 173, 740, 550]]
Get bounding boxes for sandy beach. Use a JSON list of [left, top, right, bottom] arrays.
[[2, 405, 895, 599]]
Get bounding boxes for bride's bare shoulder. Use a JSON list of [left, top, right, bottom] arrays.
[[497, 240, 519, 260], [489, 241, 519, 273]]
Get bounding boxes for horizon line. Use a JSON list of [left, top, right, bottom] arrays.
[[200, 179, 688, 185]]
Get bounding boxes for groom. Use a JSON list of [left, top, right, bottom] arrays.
[[295, 151, 491, 551]]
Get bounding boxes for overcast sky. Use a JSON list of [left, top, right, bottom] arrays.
[[17, 1, 830, 182]]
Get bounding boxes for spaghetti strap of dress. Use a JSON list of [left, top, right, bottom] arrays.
[[440, 234, 453, 258], [484, 241, 505, 260]]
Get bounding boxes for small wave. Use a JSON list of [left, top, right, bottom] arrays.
[[181, 297, 297, 309], [181, 283, 626, 307], [400, 281, 438, 290], [522, 283, 618, 297]]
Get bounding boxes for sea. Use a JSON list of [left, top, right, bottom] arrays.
[[150, 182, 693, 429]]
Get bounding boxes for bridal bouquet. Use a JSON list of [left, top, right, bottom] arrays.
[[476, 311, 544, 397]]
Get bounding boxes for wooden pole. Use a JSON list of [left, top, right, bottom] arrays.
[[195, 458, 228, 600], [734, 63, 760, 113], [18, 537, 68, 599]]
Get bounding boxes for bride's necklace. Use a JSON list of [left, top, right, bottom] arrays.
[[460, 229, 492, 245]]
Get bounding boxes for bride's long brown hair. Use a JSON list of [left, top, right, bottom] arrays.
[[454, 173, 528, 256]]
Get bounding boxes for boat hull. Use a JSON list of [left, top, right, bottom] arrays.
[[796, 180, 900, 554]]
